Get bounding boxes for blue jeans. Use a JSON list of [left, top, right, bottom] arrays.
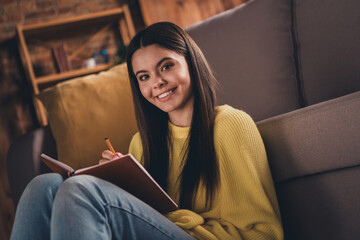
[[11, 173, 195, 240]]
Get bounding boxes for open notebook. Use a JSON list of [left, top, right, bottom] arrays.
[[40, 153, 178, 214]]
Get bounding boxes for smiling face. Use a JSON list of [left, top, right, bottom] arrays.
[[131, 44, 194, 126]]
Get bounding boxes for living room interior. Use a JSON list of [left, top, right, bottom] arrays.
[[1, 0, 246, 238], [1, 0, 359, 239]]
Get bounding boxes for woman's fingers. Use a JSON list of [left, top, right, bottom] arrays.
[[112, 152, 124, 160], [101, 150, 115, 160], [100, 150, 124, 164]]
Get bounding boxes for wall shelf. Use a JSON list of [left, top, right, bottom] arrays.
[[16, 5, 135, 126]]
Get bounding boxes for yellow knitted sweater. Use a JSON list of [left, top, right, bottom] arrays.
[[128, 105, 283, 240]]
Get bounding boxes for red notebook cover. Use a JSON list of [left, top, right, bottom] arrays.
[[40, 153, 178, 214]]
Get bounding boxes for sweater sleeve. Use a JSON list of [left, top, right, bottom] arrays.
[[166, 107, 283, 240]]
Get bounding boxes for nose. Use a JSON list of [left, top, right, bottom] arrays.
[[153, 76, 166, 89]]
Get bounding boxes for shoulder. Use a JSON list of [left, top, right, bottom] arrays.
[[215, 105, 255, 132], [214, 105, 261, 146], [214, 105, 267, 166]]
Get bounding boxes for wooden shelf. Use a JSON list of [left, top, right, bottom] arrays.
[[21, 8, 128, 32], [36, 63, 111, 84], [16, 5, 135, 126]]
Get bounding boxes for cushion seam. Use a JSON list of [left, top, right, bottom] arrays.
[[290, 0, 307, 107], [276, 163, 360, 184]]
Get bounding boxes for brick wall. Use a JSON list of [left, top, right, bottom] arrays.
[[0, 0, 143, 239]]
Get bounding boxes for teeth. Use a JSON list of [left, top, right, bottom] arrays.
[[158, 90, 172, 99]]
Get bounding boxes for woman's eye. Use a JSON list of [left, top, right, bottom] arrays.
[[161, 64, 173, 72], [139, 75, 149, 81]]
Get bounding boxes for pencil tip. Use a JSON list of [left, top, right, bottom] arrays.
[[105, 137, 108, 140]]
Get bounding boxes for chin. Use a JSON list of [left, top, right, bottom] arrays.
[[155, 103, 177, 113], [158, 106, 173, 113]]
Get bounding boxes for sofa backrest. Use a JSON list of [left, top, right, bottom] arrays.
[[186, 0, 300, 122], [293, 0, 360, 106], [186, 0, 360, 121]]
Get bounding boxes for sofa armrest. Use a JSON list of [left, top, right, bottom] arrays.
[[257, 91, 360, 183], [7, 126, 57, 207], [257, 91, 360, 240]]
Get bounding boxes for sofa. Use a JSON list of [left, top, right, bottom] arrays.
[[7, 0, 360, 239]]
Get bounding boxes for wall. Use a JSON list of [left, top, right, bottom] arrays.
[[139, 0, 248, 28], [0, 0, 143, 239]]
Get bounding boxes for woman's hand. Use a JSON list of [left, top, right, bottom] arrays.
[[99, 150, 124, 164]]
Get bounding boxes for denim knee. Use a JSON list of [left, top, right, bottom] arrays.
[[11, 174, 64, 240], [56, 175, 100, 194], [51, 175, 110, 226], [52, 175, 138, 213], [22, 173, 63, 200], [53, 175, 105, 206]]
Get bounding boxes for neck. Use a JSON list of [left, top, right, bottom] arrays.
[[168, 101, 194, 127], [169, 112, 192, 127]]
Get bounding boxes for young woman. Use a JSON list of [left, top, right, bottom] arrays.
[[11, 22, 283, 240]]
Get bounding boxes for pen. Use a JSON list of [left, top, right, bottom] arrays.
[[105, 138, 116, 153]]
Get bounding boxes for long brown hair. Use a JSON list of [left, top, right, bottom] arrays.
[[126, 22, 219, 209]]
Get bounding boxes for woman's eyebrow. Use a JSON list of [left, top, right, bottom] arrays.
[[156, 57, 172, 69], [135, 57, 172, 76], [135, 70, 147, 76]]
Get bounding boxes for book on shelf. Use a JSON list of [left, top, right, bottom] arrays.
[[40, 153, 178, 214], [52, 45, 71, 72]]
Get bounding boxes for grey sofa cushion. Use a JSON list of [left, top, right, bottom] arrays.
[[257, 91, 360, 183], [277, 166, 360, 240], [294, 0, 360, 105], [186, 0, 300, 121]]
